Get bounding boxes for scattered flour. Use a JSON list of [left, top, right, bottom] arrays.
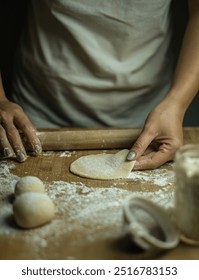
[[40, 151, 56, 157], [40, 150, 75, 157], [0, 162, 18, 198], [128, 167, 175, 187], [59, 151, 72, 157], [0, 161, 174, 259]]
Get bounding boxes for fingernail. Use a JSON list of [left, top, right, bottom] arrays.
[[34, 144, 42, 155], [126, 151, 136, 161], [16, 151, 27, 162], [4, 148, 13, 158]]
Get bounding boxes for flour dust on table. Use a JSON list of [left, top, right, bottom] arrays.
[[0, 161, 174, 259]]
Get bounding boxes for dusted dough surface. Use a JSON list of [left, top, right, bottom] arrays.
[[15, 176, 45, 196], [13, 193, 55, 229], [70, 149, 136, 180]]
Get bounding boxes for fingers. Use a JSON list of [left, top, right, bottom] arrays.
[[126, 128, 156, 162], [2, 122, 28, 162], [126, 128, 178, 170], [134, 151, 170, 170], [15, 114, 42, 155], [0, 105, 42, 162], [0, 126, 15, 158], [133, 142, 177, 170]]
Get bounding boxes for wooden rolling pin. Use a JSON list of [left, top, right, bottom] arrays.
[[22, 127, 199, 151], [32, 128, 142, 151]]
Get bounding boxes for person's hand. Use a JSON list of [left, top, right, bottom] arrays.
[[126, 101, 184, 170], [0, 99, 42, 162]]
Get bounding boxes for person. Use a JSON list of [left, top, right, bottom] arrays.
[[0, 0, 199, 169]]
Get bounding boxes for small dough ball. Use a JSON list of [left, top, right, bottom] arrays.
[[15, 176, 45, 196], [13, 192, 55, 229]]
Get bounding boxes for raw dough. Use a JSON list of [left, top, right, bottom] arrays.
[[15, 176, 45, 196], [70, 149, 136, 180], [13, 193, 55, 229]]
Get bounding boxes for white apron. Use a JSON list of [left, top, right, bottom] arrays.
[[12, 0, 174, 128]]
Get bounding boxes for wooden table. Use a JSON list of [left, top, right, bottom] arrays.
[[0, 128, 199, 260]]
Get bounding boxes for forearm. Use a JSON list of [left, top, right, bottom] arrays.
[[164, 1, 199, 115], [0, 73, 8, 101]]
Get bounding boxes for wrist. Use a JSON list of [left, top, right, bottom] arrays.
[[161, 87, 196, 114], [153, 96, 186, 123], [0, 94, 9, 102]]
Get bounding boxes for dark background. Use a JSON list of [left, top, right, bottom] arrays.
[[0, 0, 198, 126]]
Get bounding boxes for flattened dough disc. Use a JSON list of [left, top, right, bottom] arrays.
[[70, 149, 136, 180]]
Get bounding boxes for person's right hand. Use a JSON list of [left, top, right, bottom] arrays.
[[0, 99, 42, 162]]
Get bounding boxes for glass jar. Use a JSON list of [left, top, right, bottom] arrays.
[[174, 144, 199, 244]]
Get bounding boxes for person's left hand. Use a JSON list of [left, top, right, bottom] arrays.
[[127, 101, 184, 170]]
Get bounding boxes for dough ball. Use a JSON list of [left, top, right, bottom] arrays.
[[15, 176, 45, 196], [13, 192, 55, 229], [70, 149, 136, 180]]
